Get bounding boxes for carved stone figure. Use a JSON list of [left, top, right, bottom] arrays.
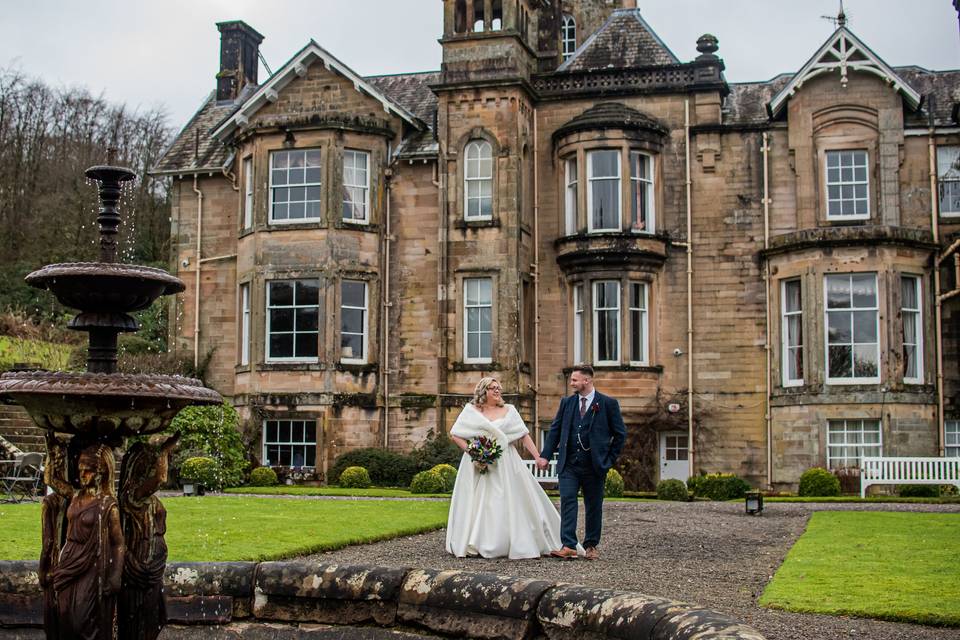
[[39, 433, 74, 640], [52, 444, 124, 640], [117, 432, 179, 640]]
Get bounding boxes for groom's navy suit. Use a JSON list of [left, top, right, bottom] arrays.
[[541, 390, 626, 550]]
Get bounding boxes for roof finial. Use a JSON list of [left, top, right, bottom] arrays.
[[821, 0, 848, 29]]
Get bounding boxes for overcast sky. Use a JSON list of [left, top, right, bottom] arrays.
[[1, 1, 957, 127]]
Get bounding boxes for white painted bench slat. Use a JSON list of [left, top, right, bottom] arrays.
[[860, 456, 960, 498], [524, 459, 559, 484]]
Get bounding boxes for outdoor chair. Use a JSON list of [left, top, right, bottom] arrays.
[[0, 452, 44, 503]]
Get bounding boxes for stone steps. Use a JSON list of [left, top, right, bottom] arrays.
[[0, 404, 44, 453]]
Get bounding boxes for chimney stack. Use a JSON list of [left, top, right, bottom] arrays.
[[216, 21, 264, 102]]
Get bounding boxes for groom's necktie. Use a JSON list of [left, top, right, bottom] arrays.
[[579, 396, 587, 418]]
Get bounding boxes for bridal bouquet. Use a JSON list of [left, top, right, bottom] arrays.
[[467, 435, 503, 475]]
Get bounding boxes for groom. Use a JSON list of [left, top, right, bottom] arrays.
[[539, 364, 626, 560]]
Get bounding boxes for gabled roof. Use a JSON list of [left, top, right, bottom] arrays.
[[152, 90, 244, 175], [557, 8, 678, 73], [211, 41, 427, 141], [768, 27, 922, 118]]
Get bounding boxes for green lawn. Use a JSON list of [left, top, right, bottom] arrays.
[[223, 486, 449, 498], [760, 511, 960, 626], [0, 496, 450, 562], [0, 336, 73, 371]]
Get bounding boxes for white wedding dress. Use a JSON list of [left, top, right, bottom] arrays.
[[445, 403, 563, 559]]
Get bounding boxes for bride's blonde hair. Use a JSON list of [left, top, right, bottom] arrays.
[[471, 377, 504, 407]]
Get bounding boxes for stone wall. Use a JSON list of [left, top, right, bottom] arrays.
[[0, 560, 765, 640]]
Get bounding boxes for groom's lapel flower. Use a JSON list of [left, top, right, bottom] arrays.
[[592, 401, 600, 413]]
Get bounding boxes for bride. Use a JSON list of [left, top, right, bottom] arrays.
[[445, 377, 563, 559]]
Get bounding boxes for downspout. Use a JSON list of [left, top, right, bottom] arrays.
[[383, 156, 394, 448], [532, 107, 540, 440], [762, 132, 773, 488], [684, 98, 695, 477], [929, 125, 945, 456], [192, 175, 203, 370], [434, 140, 448, 435]]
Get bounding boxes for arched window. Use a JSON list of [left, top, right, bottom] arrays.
[[561, 14, 576, 61], [454, 0, 467, 33], [473, 0, 485, 32], [464, 140, 493, 220]]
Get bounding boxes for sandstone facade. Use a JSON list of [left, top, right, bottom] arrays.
[[153, 5, 960, 490]]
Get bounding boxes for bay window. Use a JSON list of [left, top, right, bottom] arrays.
[[340, 280, 368, 363], [587, 150, 620, 232], [270, 149, 322, 223], [629, 282, 647, 364], [901, 275, 922, 383], [593, 280, 620, 364], [573, 283, 584, 364], [565, 157, 578, 235], [629, 151, 654, 232], [342, 149, 370, 223], [825, 273, 879, 383], [781, 279, 803, 386], [266, 279, 320, 361]]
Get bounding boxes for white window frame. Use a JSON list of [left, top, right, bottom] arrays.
[[824, 273, 880, 385], [937, 145, 960, 216], [781, 279, 803, 387], [239, 283, 250, 366], [573, 283, 584, 364], [825, 149, 869, 220], [946, 420, 960, 458], [243, 156, 253, 229], [901, 275, 923, 384], [342, 149, 370, 224], [827, 419, 882, 469], [464, 140, 493, 220], [629, 282, 648, 365], [268, 149, 322, 224], [265, 279, 320, 363], [564, 156, 578, 235], [593, 280, 621, 365], [464, 277, 493, 363], [629, 151, 655, 233], [587, 150, 621, 233], [340, 280, 368, 364], [262, 419, 317, 468], [561, 14, 576, 61]]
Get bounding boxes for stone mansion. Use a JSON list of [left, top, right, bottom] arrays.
[[152, 0, 960, 490]]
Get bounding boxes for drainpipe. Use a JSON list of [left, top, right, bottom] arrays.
[[434, 138, 448, 436], [192, 175, 204, 370], [929, 126, 945, 456], [684, 98, 695, 477], [762, 132, 773, 488], [532, 107, 540, 441], [383, 158, 394, 449]]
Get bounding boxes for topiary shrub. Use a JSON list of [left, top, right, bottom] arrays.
[[605, 468, 625, 497], [180, 456, 222, 490], [687, 472, 750, 501], [898, 484, 940, 498], [657, 478, 689, 501], [410, 469, 445, 494], [430, 463, 457, 492], [339, 466, 372, 488], [329, 448, 418, 487], [170, 401, 248, 488], [248, 466, 278, 487], [798, 467, 841, 497]]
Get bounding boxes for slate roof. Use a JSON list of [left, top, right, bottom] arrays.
[[722, 67, 959, 128], [152, 91, 244, 174], [155, 70, 441, 173], [557, 9, 678, 74]]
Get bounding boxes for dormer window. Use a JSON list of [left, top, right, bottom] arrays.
[[561, 14, 576, 61]]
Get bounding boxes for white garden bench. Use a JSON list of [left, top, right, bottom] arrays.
[[859, 456, 960, 498], [523, 458, 559, 484]]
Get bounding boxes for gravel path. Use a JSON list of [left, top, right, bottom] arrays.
[[304, 500, 960, 640]]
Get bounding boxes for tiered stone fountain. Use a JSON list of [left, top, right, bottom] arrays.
[[0, 162, 220, 640]]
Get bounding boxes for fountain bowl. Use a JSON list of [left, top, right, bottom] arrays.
[[0, 370, 221, 438], [25, 262, 184, 314]]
